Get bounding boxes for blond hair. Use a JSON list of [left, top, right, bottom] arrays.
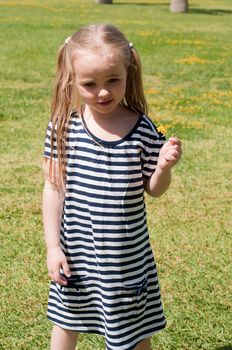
[[47, 24, 148, 188]]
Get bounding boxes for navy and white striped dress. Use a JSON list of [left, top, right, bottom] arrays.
[[44, 112, 166, 350]]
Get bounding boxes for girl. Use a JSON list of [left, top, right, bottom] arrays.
[[42, 24, 181, 350]]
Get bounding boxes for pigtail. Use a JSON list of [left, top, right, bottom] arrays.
[[49, 42, 74, 190], [124, 46, 148, 116]]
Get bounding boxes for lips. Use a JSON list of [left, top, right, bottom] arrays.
[[97, 99, 113, 106]]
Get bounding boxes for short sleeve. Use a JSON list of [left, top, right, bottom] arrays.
[[141, 119, 166, 178], [44, 121, 58, 160]]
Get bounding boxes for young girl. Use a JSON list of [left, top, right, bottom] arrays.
[[42, 24, 181, 350]]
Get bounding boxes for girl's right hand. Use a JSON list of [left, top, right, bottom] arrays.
[[47, 247, 71, 286]]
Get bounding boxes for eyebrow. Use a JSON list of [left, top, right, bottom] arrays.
[[79, 79, 95, 83], [79, 74, 121, 83]]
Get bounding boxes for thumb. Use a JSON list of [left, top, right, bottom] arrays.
[[62, 259, 71, 278]]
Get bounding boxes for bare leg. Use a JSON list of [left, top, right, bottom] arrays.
[[134, 337, 152, 350], [50, 325, 78, 350]]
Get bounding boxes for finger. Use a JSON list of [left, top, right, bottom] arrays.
[[62, 260, 71, 278], [173, 149, 182, 158], [166, 149, 181, 159], [163, 150, 182, 163], [49, 270, 67, 286], [169, 137, 181, 145], [57, 276, 68, 286], [165, 154, 178, 162], [172, 143, 181, 150]]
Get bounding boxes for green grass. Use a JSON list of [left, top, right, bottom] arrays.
[[0, 0, 231, 349]]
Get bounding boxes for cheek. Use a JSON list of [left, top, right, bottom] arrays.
[[76, 85, 94, 100], [119, 80, 127, 95]]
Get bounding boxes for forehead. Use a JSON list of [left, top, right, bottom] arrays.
[[73, 48, 125, 77]]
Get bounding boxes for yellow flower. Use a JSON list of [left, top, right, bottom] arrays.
[[137, 30, 154, 37], [157, 125, 168, 134], [175, 56, 208, 65], [166, 39, 207, 47], [145, 88, 160, 95]]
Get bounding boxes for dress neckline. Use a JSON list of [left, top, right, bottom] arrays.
[[80, 113, 143, 146]]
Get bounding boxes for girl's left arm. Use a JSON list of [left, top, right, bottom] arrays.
[[145, 137, 182, 197]]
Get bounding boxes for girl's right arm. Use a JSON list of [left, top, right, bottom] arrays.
[[42, 159, 71, 285]]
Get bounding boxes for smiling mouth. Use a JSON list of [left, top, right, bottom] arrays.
[[97, 99, 113, 106]]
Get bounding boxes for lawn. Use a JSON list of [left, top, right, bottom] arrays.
[[0, 0, 231, 349]]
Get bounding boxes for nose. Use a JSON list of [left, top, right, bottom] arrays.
[[98, 88, 110, 99]]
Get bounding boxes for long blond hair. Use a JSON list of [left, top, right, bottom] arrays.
[[47, 24, 148, 187]]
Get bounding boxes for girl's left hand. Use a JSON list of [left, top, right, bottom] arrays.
[[157, 137, 182, 170]]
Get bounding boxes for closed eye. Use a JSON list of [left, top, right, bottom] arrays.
[[108, 78, 119, 83], [83, 82, 96, 87]]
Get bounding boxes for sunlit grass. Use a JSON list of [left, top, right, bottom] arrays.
[[0, 1, 231, 349]]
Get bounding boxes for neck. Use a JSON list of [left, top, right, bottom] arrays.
[[83, 104, 125, 125], [80, 104, 139, 143]]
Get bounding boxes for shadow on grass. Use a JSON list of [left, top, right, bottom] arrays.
[[116, 3, 232, 15], [189, 8, 232, 15], [215, 346, 232, 350], [115, 2, 169, 6]]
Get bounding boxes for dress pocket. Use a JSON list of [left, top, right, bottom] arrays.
[[56, 275, 92, 309], [118, 278, 148, 317]]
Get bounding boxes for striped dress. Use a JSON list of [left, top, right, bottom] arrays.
[[44, 112, 166, 350]]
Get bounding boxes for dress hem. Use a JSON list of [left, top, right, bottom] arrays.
[[47, 315, 167, 350]]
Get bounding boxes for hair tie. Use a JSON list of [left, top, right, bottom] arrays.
[[65, 36, 71, 45], [129, 42, 133, 49]]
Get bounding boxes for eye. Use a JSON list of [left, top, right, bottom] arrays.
[[83, 82, 96, 87], [108, 78, 119, 84]]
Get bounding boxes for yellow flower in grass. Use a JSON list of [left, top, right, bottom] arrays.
[[0, 2, 17, 6], [137, 30, 154, 37], [190, 120, 204, 129], [143, 31, 152, 36], [145, 88, 160, 95], [167, 39, 207, 47], [175, 56, 208, 65], [169, 87, 182, 93]]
